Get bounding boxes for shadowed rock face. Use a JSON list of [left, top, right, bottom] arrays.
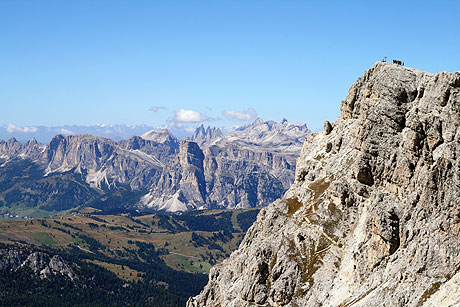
[[187, 62, 460, 306]]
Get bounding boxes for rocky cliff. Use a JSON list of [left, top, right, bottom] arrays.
[[188, 62, 460, 306]]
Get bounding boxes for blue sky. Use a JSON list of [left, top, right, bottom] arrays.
[[1, 0, 459, 134]]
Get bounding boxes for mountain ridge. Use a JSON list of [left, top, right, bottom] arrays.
[[187, 62, 460, 306], [0, 118, 309, 213]]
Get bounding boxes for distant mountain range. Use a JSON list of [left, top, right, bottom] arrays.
[[0, 124, 156, 144], [0, 119, 310, 213]]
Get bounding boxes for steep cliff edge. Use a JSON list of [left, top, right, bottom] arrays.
[[188, 62, 460, 306]]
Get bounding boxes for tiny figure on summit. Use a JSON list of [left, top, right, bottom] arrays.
[[392, 59, 404, 66]]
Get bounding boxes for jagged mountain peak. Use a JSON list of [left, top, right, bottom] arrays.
[[6, 137, 19, 145], [26, 138, 38, 145], [188, 63, 460, 306], [191, 125, 223, 146], [252, 117, 265, 126]]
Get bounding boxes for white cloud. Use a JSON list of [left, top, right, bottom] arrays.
[[149, 106, 167, 112], [6, 123, 38, 133], [60, 129, 75, 135], [174, 109, 206, 123], [222, 108, 257, 121]]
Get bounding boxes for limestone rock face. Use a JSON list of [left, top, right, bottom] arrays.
[[202, 145, 288, 209], [199, 119, 309, 209], [187, 62, 460, 306], [48, 255, 77, 280], [42, 134, 169, 190]]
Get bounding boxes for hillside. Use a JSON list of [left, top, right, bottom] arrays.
[[0, 208, 259, 305]]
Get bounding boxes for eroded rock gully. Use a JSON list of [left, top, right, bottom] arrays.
[[187, 62, 460, 306]]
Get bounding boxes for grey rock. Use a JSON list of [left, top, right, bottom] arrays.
[[140, 129, 180, 148], [0, 137, 43, 161], [20, 252, 48, 272], [0, 248, 77, 280], [48, 255, 76, 280], [42, 134, 168, 190], [188, 62, 460, 306], [140, 139, 207, 211]]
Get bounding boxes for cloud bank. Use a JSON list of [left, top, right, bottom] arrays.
[[222, 108, 257, 121], [6, 123, 38, 133]]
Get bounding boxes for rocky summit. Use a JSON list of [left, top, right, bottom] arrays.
[[187, 62, 460, 306]]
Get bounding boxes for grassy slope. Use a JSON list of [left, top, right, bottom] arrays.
[[0, 208, 258, 277]]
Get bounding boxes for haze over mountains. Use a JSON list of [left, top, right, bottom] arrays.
[[0, 124, 156, 144], [0, 118, 309, 213]]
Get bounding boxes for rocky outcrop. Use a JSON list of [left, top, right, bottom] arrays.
[[188, 62, 460, 306], [48, 255, 77, 280], [210, 118, 309, 160], [192, 125, 223, 146], [0, 248, 76, 280], [0, 248, 27, 270], [197, 119, 309, 210], [202, 145, 288, 209]]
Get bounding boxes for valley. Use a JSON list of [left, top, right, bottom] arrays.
[[0, 208, 259, 305]]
